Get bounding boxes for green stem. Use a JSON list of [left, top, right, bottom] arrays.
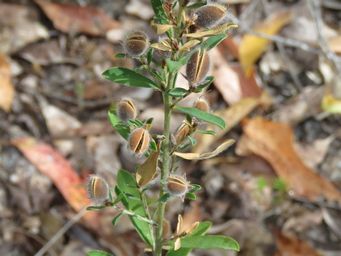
[[154, 72, 175, 256]]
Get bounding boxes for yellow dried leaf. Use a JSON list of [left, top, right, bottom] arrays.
[[174, 139, 234, 160], [0, 54, 14, 112], [239, 11, 292, 76], [179, 40, 200, 52], [136, 151, 159, 186], [151, 21, 174, 35], [185, 23, 238, 38], [151, 42, 172, 52]]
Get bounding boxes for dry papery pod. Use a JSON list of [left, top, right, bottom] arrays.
[[87, 175, 110, 203], [174, 120, 192, 144], [129, 127, 151, 156], [194, 98, 210, 112], [167, 175, 189, 197], [193, 4, 227, 29], [186, 49, 210, 86], [124, 31, 150, 57], [117, 98, 137, 122]]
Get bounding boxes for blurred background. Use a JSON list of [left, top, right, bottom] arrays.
[[1, 0, 341, 255]]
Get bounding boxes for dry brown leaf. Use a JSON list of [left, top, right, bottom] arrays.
[[275, 232, 320, 256], [0, 54, 14, 112], [181, 202, 201, 234], [174, 140, 234, 160], [239, 11, 292, 76], [328, 35, 341, 55], [12, 137, 99, 228], [238, 117, 341, 203], [35, 0, 119, 36], [211, 48, 263, 105], [136, 151, 159, 187]]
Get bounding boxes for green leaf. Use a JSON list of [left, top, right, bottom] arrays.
[[103, 67, 159, 89], [116, 170, 154, 247], [167, 222, 212, 256], [86, 250, 112, 256], [193, 76, 214, 92], [112, 212, 123, 226], [185, 192, 197, 200], [166, 55, 189, 73], [107, 110, 131, 140], [180, 235, 239, 251], [151, 0, 168, 24], [115, 53, 126, 59], [202, 34, 227, 50], [150, 138, 157, 151], [189, 184, 202, 193], [197, 129, 216, 136], [159, 193, 171, 203], [169, 87, 188, 98], [175, 106, 225, 129]]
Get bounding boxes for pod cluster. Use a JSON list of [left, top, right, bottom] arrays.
[[117, 98, 137, 122], [193, 4, 227, 29], [87, 175, 109, 203], [129, 127, 151, 156], [167, 175, 189, 197], [124, 31, 150, 57], [186, 50, 210, 86]]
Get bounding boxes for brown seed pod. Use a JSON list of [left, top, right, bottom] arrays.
[[167, 175, 189, 197], [87, 175, 109, 203], [124, 31, 149, 57], [174, 121, 192, 144], [194, 98, 210, 112], [129, 127, 150, 156], [117, 99, 137, 122], [186, 50, 210, 86], [194, 4, 227, 29]]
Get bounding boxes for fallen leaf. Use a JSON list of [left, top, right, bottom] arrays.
[[12, 137, 98, 227], [328, 35, 341, 55], [35, 0, 119, 36], [0, 3, 48, 53], [174, 140, 234, 160], [136, 150, 159, 187], [237, 117, 341, 203], [239, 11, 292, 76], [211, 48, 263, 104], [0, 54, 14, 112], [275, 232, 320, 256]]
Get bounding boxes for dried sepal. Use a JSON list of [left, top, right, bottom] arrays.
[[129, 127, 151, 156], [117, 98, 137, 122], [124, 31, 149, 57], [167, 175, 189, 197], [193, 4, 227, 29], [186, 49, 210, 86], [194, 98, 210, 112], [87, 175, 109, 203]]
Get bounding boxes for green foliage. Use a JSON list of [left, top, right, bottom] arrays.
[[103, 67, 159, 89], [168, 87, 188, 98], [86, 250, 112, 256], [175, 106, 226, 129], [150, 0, 168, 24], [202, 34, 227, 50], [179, 235, 239, 251]]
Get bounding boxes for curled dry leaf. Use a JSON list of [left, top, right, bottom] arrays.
[[239, 11, 292, 76], [0, 54, 14, 112], [34, 0, 119, 36], [185, 23, 238, 38], [238, 117, 341, 203], [136, 150, 159, 187], [275, 232, 320, 256], [174, 139, 234, 160], [12, 137, 99, 228]]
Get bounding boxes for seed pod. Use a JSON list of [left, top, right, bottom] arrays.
[[117, 99, 137, 122], [194, 4, 226, 29], [87, 175, 109, 203], [167, 175, 189, 197], [186, 50, 210, 86], [175, 121, 192, 144], [124, 31, 149, 57], [129, 127, 150, 156], [194, 98, 210, 112]]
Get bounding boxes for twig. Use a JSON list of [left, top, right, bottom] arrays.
[[34, 208, 86, 256]]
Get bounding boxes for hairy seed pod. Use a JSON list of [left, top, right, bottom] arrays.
[[175, 121, 192, 144], [186, 50, 210, 86], [194, 98, 210, 112], [87, 175, 109, 203], [117, 99, 137, 122], [167, 175, 189, 197], [194, 4, 227, 29], [124, 31, 149, 57], [129, 127, 150, 156]]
